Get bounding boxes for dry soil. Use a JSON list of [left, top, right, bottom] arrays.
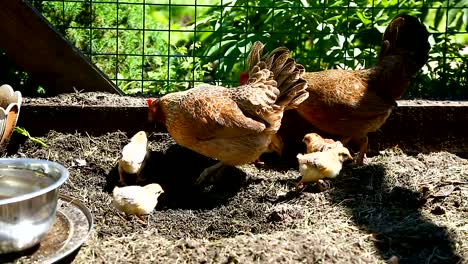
[[2, 92, 467, 264]]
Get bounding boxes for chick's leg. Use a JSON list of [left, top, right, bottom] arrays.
[[316, 179, 330, 192], [295, 180, 330, 192], [295, 181, 305, 191], [135, 153, 149, 184], [195, 162, 225, 186], [118, 165, 127, 186], [136, 214, 147, 225]]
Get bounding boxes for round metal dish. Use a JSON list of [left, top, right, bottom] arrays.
[[1, 194, 93, 263], [0, 158, 70, 254]]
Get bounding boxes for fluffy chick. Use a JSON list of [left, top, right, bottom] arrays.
[[118, 131, 148, 185], [296, 146, 352, 191], [112, 183, 164, 224], [303, 133, 343, 153]]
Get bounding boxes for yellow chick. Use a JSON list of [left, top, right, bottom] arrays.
[[303, 132, 343, 153], [118, 131, 148, 185], [296, 146, 353, 190], [112, 183, 164, 223]]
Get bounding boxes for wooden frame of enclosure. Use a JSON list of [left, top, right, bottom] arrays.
[[18, 101, 468, 157]]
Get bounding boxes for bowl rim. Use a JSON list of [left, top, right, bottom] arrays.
[[0, 158, 69, 205]]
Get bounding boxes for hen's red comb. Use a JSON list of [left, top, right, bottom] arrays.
[[146, 98, 154, 107]]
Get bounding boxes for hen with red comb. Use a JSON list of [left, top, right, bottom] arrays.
[[147, 41, 308, 186]]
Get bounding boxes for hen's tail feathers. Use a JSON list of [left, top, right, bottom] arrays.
[[247, 41, 309, 110], [378, 14, 430, 75]]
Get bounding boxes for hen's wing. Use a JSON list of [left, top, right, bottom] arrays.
[[228, 67, 280, 125], [176, 85, 270, 141], [227, 41, 308, 132], [248, 42, 308, 111]]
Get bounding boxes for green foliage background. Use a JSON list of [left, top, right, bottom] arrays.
[[194, 0, 468, 99], [0, 0, 466, 99]]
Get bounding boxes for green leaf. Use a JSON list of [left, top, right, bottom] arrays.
[[356, 11, 372, 25], [433, 4, 446, 29], [465, 8, 468, 31], [14, 127, 48, 147]]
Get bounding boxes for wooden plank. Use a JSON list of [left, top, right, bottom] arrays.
[[0, 0, 123, 95], [17, 105, 149, 136], [369, 104, 468, 155], [16, 102, 468, 157]]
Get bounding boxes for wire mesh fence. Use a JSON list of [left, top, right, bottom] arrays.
[[6, 0, 468, 98]]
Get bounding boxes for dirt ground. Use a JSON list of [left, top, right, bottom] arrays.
[[3, 93, 468, 263]]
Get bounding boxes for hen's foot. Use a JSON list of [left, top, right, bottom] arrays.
[[254, 158, 272, 170], [195, 162, 225, 186], [254, 158, 265, 166]]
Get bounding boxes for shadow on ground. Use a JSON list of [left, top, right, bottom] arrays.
[[329, 163, 461, 264], [104, 143, 247, 210]]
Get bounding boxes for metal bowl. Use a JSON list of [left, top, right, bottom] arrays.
[[0, 158, 69, 254]]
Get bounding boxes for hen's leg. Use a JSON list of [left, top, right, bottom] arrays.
[[341, 137, 352, 146], [195, 162, 225, 186], [355, 136, 368, 166]]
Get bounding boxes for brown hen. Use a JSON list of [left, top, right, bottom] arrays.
[[275, 14, 430, 165], [147, 41, 308, 185]]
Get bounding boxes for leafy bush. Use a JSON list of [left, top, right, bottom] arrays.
[[26, 0, 211, 94], [0, 0, 466, 99], [194, 0, 468, 99]]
